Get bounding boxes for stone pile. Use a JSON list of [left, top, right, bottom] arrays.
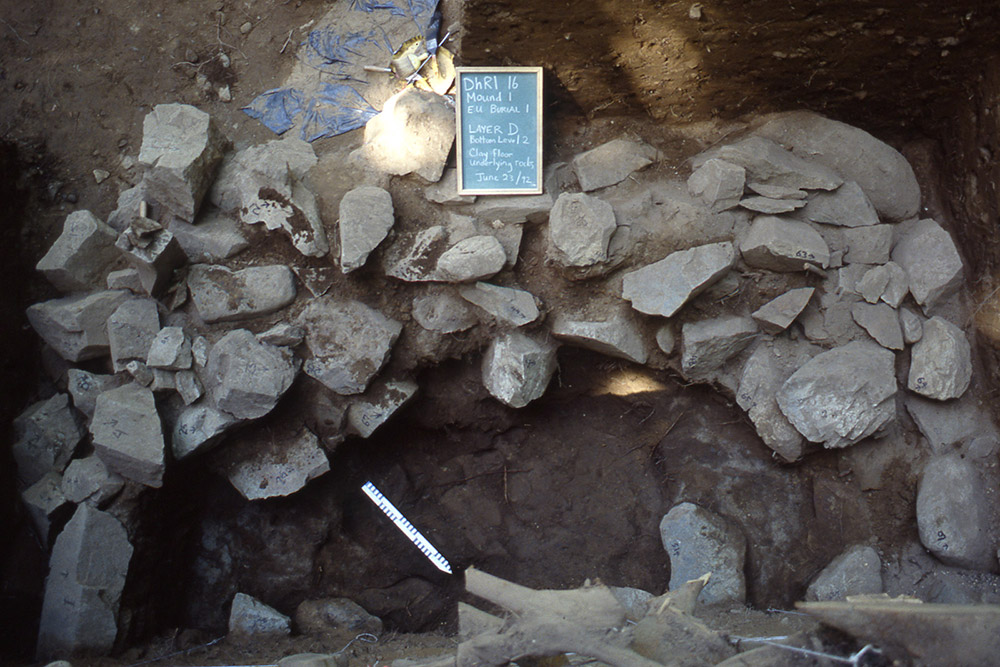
[[14, 95, 999, 657]]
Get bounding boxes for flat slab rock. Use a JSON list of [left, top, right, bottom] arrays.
[[339, 185, 394, 273], [752, 287, 814, 334], [212, 429, 329, 501], [798, 181, 880, 228], [459, 282, 539, 327], [687, 158, 746, 213], [694, 135, 843, 192], [551, 310, 647, 364], [188, 264, 297, 324], [621, 241, 736, 317], [740, 215, 830, 271], [572, 138, 657, 192], [347, 379, 419, 438]]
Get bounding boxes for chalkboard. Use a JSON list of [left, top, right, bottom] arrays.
[[456, 67, 543, 195]]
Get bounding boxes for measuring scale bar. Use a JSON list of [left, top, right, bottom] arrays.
[[361, 481, 453, 575]]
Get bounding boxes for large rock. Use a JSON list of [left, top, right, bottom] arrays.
[[240, 180, 329, 257], [798, 181, 880, 228], [572, 138, 657, 192], [209, 136, 317, 212], [917, 454, 994, 571], [411, 290, 478, 333], [27, 290, 130, 361], [295, 598, 383, 636], [459, 282, 539, 327], [805, 545, 883, 601], [621, 241, 736, 317], [357, 87, 454, 182], [107, 298, 160, 371], [482, 332, 558, 408], [472, 191, 554, 224], [298, 298, 402, 395], [751, 287, 814, 334], [204, 330, 300, 419], [547, 192, 617, 267], [385, 225, 449, 282], [138, 103, 229, 221], [36, 504, 133, 659], [695, 135, 843, 192], [61, 455, 124, 506], [339, 186, 394, 273], [188, 264, 296, 323], [229, 592, 291, 637], [776, 341, 897, 448], [739, 216, 830, 271], [67, 369, 125, 419], [755, 111, 921, 221], [347, 379, 419, 438], [907, 316, 971, 400], [739, 195, 805, 214], [680, 316, 757, 377], [851, 302, 904, 350], [687, 158, 746, 213], [891, 218, 964, 309], [167, 209, 249, 263], [659, 502, 746, 605], [90, 383, 165, 487], [843, 224, 893, 263], [114, 223, 186, 295], [551, 310, 647, 364], [12, 393, 84, 486], [435, 235, 506, 282], [147, 326, 192, 370], [171, 402, 241, 459], [213, 429, 329, 501], [36, 210, 120, 292]]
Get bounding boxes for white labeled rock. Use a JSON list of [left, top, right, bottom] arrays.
[[740, 216, 830, 271], [27, 290, 130, 362], [622, 241, 736, 317], [681, 316, 757, 376], [547, 192, 617, 267], [22, 472, 68, 543], [229, 592, 291, 637], [891, 218, 964, 309], [298, 298, 402, 395], [188, 264, 296, 323], [204, 330, 300, 420], [172, 402, 241, 459], [696, 135, 842, 192], [339, 186, 394, 273], [36, 210, 120, 292], [776, 341, 896, 448], [357, 87, 454, 182], [147, 326, 192, 370], [61, 455, 124, 505], [687, 159, 746, 213], [482, 332, 558, 408], [459, 282, 539, 327], [843, 224, 893, 264], [347, 380, 419, 438], [412, 291, 477, 333], [573, 138, 657, 191], [552, 310, 647, 364], [167, 209, 249, 263], [805, 545, 883, 601], [12, 393, 84, 486], [917, 454, 994, 571], [851, 302, 904, 350], [214, 429, 329, 500], [67, 369, 124, 419], [752, 287, 814, 334], [659, 502, 746, 605], [36, 504, 133, 659], [798, 181, 880, 228], [90, 383, 165, 487], [907, 316, 971, 400], [107, 298, 160, 371]]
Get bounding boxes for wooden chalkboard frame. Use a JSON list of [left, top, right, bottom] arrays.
[[455, 66, 543, 196]]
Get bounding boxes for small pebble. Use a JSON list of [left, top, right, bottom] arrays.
[[240, 21, 252, 34], [93, 169, 110, 184], [218, 85, 232, 103]]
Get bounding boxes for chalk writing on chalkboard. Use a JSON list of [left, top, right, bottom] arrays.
[[456, 67, 543, 196]]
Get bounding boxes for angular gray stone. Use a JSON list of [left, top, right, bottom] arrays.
[[229, 592, 291, 637], [12, 393, 84, 486], [739, 196, 805, 214], [687, 158, 746, 213], [171, 402, 241, 459], [240, 181, 329, 258], [167, 209, 249, 263], [67, 369, 124, 419], [459, 282, 539, 327], [755, 111, 921, 221], [472, 191, 554, 224], [209, 136, 317, 213], [138, 103, 229, 221], [852, 302, 904, 350], [90, 383, 165, 487], [622, 241, 736, 317], [298, 298, 402, 395], [843, 224, 893, 264], [204, 330, 300, 419], [681, 316, 757, 376], [881, 262, 909, 308], [857, 265, 890, 304], [295, 598, 383, 636], [798, 181, 880, 228], [357, 87, 454, 182], [659, 502, 746, 605], [150, 368, 176, 393], [752, 287, 814, 334], [192, 335, 210, 367], [107, 298, 160, 371], [27, 290, 130, 362], [61, 455, 124, 505], [573, 138, 657, 191], [904, 393, 998, 454], [147, 326, 192, 370], [339, 186, 395, 273], [917, 454, 994, 571], [188, 264, 296, 323], [482, 332, 558, 408], [447, 213, 523, 268], [892, 218, 964, 309], [36, 504, 133, 659], [907, 316, 971, 400], [412, 291, 477, 333], [385, 225, 449, 282], [175, 370, 204, 405], [213, 429, 329, 500], [655, 324, 675, 354], [551, 310, 647, 364], [125, 360, 154, 387], [805, 545, 883, 601], [610, 587, 655, 622], [36, 210, 120, 292], [739, 216, 830, 271], [425, 168, 476, 206], [547, 192, 617, 267], [258, 323, 306, 347], [292, 266, 337, 298], [22, 472, 68, 543], [776, 341, 897, 448], [900, 307, 923, 344], [696, 135, 843, 192], [106, 268, 143, 292], [435, 235, 506, 283], [347, 380, 419, 438], [747, 183, 807, 199], [114, 224, 187, 295]]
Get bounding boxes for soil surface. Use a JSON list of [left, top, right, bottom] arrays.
[[4, 1, 1000, 666]]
